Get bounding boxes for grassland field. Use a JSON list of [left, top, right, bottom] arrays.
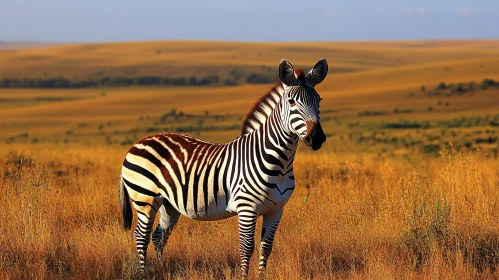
[[1, 40, 499, 279]]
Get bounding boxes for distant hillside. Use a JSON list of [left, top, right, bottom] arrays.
[[1, 40, 499, 88]]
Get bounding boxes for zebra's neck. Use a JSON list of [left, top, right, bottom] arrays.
[[242, 100, 298, 172]]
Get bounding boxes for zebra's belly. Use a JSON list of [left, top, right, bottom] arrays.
[[189, 205, 237, 221], [191, 210, 237, 221], [181, 194, 237, 221]]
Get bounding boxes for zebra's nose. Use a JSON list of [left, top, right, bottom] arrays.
[[303, 120, 326, 151], [304, 120, 316, 147], [305, 120, 315, 138]]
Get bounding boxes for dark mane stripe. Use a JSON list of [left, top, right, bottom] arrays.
[[241, 69, 305, 135], [241, 81, 282, 135]]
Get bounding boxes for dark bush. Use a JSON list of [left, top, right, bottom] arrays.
[[0, 79, 10, 87], [483, 78, 495, 86], [383, 122, 422, 129], [436, 82, 448, 90], [358, 110, 388, 116], [422, 144, 441, 154], [475, 137, 497, 144], [197, 75, 219, 86], [246, 73, 274, 84], [0, 72, 261, 88], [481, 78, 496, 90], [455, 83, 466, 94], [171, 77, 186, 86], [186, 76, 197, 86]]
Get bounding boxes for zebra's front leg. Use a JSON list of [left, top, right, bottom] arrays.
[[237, 209, 258, 278], [258, 207, 283, 275]]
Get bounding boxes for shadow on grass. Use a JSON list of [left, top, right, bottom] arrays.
[[142, 253, 240, 279], [462, 231, 499, 273], [298, 240, 366, 278]]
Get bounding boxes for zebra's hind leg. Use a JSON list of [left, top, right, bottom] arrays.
[[132, 197, 161, 274], [152, 201, 180, 260]]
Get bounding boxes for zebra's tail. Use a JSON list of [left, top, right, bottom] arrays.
[[118, 175, 132, 230]]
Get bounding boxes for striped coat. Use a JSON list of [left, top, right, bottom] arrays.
[[119, 58, 328, 277]]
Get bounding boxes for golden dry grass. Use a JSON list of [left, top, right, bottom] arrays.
[[1, 144, 498, 279]]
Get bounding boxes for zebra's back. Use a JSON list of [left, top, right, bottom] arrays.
[[121, 132, 237, 221]]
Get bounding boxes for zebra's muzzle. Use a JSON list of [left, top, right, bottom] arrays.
[[304, 121, 326, 151]]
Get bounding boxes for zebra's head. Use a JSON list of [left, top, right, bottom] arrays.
[[279, 58, 328, 151]]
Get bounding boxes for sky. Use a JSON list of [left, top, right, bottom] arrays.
[[1, 0, 498, 42]]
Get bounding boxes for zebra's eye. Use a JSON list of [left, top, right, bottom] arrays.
[[288, 98, 295, 105]]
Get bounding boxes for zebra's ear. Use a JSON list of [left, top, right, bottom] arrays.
[[306, 58, 328, 86], [279, 59, 298, 86]]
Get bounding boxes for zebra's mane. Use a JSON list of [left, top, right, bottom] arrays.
[[241, 68, 305, 135]]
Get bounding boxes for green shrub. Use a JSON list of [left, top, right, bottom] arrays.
[[401, 188, 451, 269]]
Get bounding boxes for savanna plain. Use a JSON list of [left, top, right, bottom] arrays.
[[1, 40, 499, 279]]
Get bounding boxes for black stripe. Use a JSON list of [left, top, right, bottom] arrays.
[[236, 204, 256, 210], [278, 186, 295, 195], [132, 199, 156, 209], [294, 122, 306, 131], [227, 143, 236, 205], [135, 209, 151, 219], [202, 145, 215, 214], [122, 176, 159, 198], [212, 150, 222, 205], [242, 176, 265, 202], [190, 148, 204, 215], [127, 148, 178, 207], [190, 164, 198, 215], [234, 195, 255, 203], [258, 133, 284, 175], [123, 158, 164, 193], [245, 136, 272, 194], [266, 121, 290, 156], [202, 165, 210, 214], [248, 134, 277, 190], [147, 138, 184, 187]]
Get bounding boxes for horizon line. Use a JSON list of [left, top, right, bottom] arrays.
[[2, 37, 499, 45]]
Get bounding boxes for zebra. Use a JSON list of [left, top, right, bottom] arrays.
[[118, 58, 328, 277]]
